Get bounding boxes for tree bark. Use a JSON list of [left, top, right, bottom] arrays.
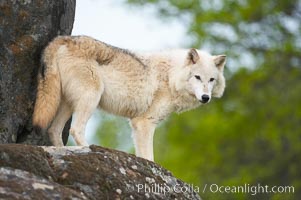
[[0, 0, 76, 145]]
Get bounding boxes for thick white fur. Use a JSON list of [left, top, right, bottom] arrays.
[[34, 36, 226, 161]]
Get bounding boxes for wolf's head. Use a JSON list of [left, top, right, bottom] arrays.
[[171, 49, 226, 105]]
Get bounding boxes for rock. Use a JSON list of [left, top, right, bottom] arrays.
[[0, 0, 75, 145], [0, 144, 201, 200], [0, 168, 86, 200]]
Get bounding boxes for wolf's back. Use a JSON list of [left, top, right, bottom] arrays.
[[32, 39, 62, 130]]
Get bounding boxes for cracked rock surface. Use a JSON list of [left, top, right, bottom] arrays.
[[0, 144, 201, 200], [0, 0, 75, 145]]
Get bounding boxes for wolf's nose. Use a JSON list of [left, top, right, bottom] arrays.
[[201, 94, 210, 103]]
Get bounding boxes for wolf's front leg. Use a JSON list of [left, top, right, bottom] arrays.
[[130, 118, 157, 161]]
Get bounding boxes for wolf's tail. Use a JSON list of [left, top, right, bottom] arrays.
[[32, 46, 61, 131]]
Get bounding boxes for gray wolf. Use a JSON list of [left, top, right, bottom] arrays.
[[33, 36, 226, 161]]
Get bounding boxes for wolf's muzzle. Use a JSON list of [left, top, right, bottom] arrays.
[[200, 94, 210, 103]]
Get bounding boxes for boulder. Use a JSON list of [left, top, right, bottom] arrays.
[[0, 0, 75, 145], [0, 144, 201, 199]]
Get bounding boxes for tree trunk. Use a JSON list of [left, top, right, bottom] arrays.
[[0, 0, 76, 145]]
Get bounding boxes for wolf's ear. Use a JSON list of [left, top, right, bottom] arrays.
[[213, 55, 226, 71], [186, 48, 200, 65]]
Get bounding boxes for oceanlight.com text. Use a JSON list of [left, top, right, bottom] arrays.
[[202, 183, 294, 196]]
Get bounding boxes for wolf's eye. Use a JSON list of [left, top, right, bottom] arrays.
[[209, 78, 215, 82], [195, 75, 201, 80]]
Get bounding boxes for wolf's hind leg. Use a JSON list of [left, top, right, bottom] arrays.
[[48, 100, 72, 146], [70, 107, 94, 146], [70, 93, 101, 146]]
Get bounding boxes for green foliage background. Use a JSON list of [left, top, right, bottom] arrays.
[[94, 0, 301, 199]]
